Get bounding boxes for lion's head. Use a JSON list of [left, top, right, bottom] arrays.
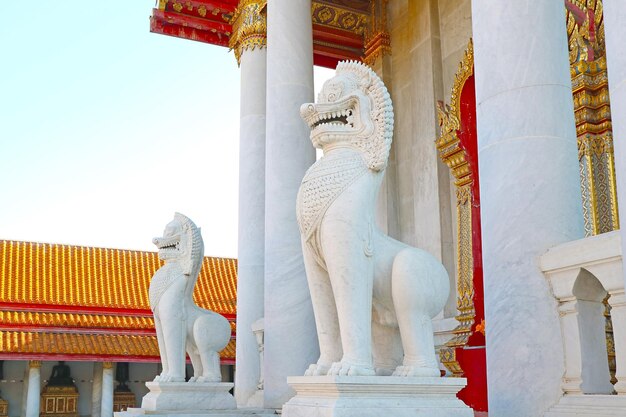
[[300, 60, 394, 171], [153, 213, 204, 275]]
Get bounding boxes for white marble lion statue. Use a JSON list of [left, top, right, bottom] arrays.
[[149, 213, 231, 383], [297, 61, 450, 377]]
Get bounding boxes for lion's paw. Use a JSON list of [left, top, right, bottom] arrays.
[[197, 374, 220, 383], [392, 365, 440, 377], [304, 363, 331, 376], [160, 374, 185, 383], [328, 361, 375, 376]]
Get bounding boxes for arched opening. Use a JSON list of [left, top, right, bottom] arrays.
[[572, 268, 614, 394]]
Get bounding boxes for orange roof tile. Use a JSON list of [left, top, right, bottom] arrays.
[[0, 331, 236, 362], [0, 240, 237, 315], [0, 310, 155, 332]]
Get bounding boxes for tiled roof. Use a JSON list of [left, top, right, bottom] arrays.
[[0, 240, 237, 362], [0, 331, 236, 362]]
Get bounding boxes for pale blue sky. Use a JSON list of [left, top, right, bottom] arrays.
[[0, 1, 331, 258]]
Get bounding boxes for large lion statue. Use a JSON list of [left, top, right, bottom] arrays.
[[149, 213, 231, 383], [297, 61, 450, 377]]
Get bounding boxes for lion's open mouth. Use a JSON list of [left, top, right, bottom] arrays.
[[310, 109, 354, 129], [153, 236, 180, 252]]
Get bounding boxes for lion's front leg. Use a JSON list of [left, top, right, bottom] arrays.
[[153, 314, 168, 382], [302, 241, 342, 376], [321, 219, 375, 377], [158, 278, 187, 382]]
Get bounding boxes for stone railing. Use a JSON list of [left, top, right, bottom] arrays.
[[541, 231, 626, 415]]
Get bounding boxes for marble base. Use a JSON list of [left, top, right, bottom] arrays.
[[545, 395, 626, 417], [245, 390, 264, 408], [141, 382, 236, 411], [115, 408, 275, 417], [282, 376, 472, 417]]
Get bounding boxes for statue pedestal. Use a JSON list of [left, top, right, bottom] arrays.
[[115, 382, 276, 417], [141, 382, 236, 411], [282, 376, 473, 417]]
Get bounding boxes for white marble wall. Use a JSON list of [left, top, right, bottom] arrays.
[[435, 0, 473, 318], [437, 0, 472, 104], [603, 0, 626, 290], [471, 1, 584, 416], [264, 0, 318, 409], [385, 0, 456, 319]]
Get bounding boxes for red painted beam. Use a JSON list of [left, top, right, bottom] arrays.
[[0, 324, 155, 335], [153, 9, 231, 34], [312, 24, 363, 50], [161, 0, 238, 15], [149, 8, 367, 67], [150, 9, 231, 47], [0, 302, 152, 317], [0, 353, 236, 365], [0, 302, 236, 322]]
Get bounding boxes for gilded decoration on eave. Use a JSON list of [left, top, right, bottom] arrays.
[[363, 0, 390, 66], [312, 1, 369, 36], [435, 39, 475, 377], [229, 0, 267, 65]]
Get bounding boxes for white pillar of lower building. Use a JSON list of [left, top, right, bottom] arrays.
[[471, 2, 584, 417], [233, 9, 268, 407], [21, 365, 29, 417], [91, 362, 103, 417], [264, 0, 318, 409], [100, 362, 114, 417], [603, 0, 626, 289], [24, 361, 41, 417]]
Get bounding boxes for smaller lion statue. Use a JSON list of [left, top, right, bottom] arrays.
[[149, 213, 231, 383], [297, 61, 450, 377]]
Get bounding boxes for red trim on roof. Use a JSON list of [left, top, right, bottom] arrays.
[[0, 353, 236, 365]]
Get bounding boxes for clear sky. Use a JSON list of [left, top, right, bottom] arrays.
[[0, 1, 332, 258]]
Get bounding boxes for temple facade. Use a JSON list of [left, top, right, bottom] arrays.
[[149, 1, 626, 416], [0, 241, 237, 417]]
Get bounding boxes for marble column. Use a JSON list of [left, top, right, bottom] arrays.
[[471, 2, 584, 417], [91, 362, 103, 417], [230, 0, 268, 406], [24, 361, 41, 417], [264, 0, 318, 409], [20, 365, 29, 417], [100, 362, 114, 417], [603, 0, 626, 289], [236, 46, 267, 408]]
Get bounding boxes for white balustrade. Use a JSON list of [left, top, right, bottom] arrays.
[[541, 231, 626, 416]]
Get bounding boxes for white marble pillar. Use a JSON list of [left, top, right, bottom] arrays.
[[471, 2, 584, 416], [91, 362, 103, 417], [24, 361, 41, 417], [603, 0, 626, 289], [264, 0, 318, 409], [21, 365, 29, 417], [100, 362, 114, 417], [235, 44, 267, 408]]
